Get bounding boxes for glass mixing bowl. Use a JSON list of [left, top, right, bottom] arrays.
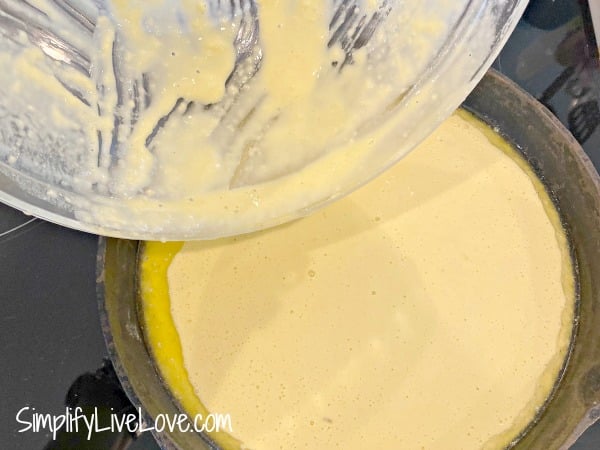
[[0, 0, 529, 239]]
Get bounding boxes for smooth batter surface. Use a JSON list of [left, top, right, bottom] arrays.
[[140, 112, 575, 450]]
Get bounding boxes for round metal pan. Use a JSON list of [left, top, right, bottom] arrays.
[[97, 69, 600, 450]]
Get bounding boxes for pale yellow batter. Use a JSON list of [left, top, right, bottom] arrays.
[[140, 112, 575, 450]]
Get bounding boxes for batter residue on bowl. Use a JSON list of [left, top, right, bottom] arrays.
[[2, 0, 495, 238]]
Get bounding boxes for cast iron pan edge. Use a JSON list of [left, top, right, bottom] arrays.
[[98, 69, 600, 450]]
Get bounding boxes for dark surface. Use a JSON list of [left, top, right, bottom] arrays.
[[1, 0, 599, 449], [0, 217, 157, 448]]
